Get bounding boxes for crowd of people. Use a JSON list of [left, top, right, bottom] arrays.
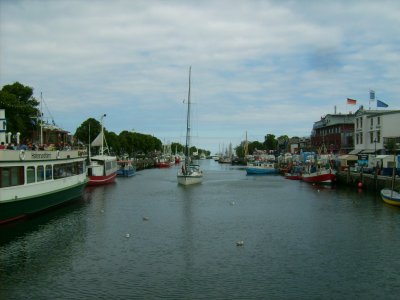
[[0, 141, 72, 151]]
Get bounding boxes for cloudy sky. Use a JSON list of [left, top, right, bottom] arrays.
[[1, 0, 399, 153]]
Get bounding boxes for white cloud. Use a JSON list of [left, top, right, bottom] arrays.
[[1, 0, 399, 152]]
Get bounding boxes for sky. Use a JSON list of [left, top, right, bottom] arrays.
[[1, 0, 399, 154]]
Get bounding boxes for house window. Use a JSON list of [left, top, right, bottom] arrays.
[[377, 116, 380, 125], [377, 131, 381, 143], [371, 118, 373, 126], [370, 132, 374, 143], [360, 133, 363, 144]]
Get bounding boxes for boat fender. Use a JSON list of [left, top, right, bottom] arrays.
[[56, 150, 60, 159], [19, 150, 25, 160]]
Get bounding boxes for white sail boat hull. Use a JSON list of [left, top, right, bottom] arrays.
[[177, 172, 203, 185]]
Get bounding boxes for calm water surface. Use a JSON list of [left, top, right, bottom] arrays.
[[1, 160, 400, 299]]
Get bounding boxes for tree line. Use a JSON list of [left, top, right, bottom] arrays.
[[0, 82, 210, 157], [235, 134, 291, 158]]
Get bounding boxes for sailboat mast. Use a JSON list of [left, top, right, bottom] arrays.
[[100, 114, 105, 156], [185, 66, 192, 166]]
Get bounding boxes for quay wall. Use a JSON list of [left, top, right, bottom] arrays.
[[337, 170, 400, 192]]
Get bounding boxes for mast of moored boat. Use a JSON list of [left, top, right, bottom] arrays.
[[184, 66, 192, 175], [391, 154, 396, 198]]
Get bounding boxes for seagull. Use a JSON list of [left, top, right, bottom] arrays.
[[236, 241, 244, 246], [142, 217, 149, 221]]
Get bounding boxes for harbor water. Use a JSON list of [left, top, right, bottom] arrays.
[[1, 160, 400, 299]]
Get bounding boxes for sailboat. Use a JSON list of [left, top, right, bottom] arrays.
[[177, 67, 203, 186], [380, 155, 400, 206], [87, 114, 118, 186]]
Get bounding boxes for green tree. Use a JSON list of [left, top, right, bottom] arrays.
[[0, 82, 40, 141], [106, 131, 120, 155], [74, 118, 102, 145], [264, 134, 277, 151], [277, 135, 289, 154]]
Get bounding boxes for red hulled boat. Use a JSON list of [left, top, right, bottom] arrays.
[[301, 168, 336, 184]]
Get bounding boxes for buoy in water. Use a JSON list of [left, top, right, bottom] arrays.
[[125, 233, 130, 238]]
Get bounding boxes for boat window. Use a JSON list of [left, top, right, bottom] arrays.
[[75, 161, 84, 174], [54, 163, 66, 179], [37, 165, 45, 182], [53, 162, 84, 179], [106, 161, 111, 171], [0, 166, 24, 188], [27, 166, 35, 184], [46, 165, 53, 180]]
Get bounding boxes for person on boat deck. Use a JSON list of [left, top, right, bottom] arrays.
[[0, 142, 6, 150], [181, 165, 185, 173], [18, 142, 28, 150]]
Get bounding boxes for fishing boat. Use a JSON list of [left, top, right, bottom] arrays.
[[177, 67, 203, 186], [301, 168, 336, 184], [284, 165, 303, 180], [0, 147, 88, 224], [87, 114, 118, 186], [116, 160, 136, 177], [246, 161, 278, 175], [155, 155, 174, 168]]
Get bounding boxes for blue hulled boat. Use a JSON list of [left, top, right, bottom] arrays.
[[246, 161, 278, 175]]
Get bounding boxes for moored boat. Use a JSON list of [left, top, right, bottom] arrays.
[[116, 160, 136, 177], [0, 148, 88, 224], [246, 161, 278, 175], [381, 188, 400, 206], [156, 155, 174, 168], [87, 114, 117, 186], [301, 168, 336, 184], [380, 154, 399, 206], [284, 165, 303, 180], [285, 172, 302, 180]]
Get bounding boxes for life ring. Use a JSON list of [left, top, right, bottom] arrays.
[[19, 150, 25, 160]]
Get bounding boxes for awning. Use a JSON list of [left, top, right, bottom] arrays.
[[376, 155, 390, 159], [349, 149, 362, 155], [339, 154, 358, 160], [361, 149, 376, 154]]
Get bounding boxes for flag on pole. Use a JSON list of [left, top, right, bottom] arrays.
[[377, 100, 388, 108], [369, 90, 375, 100], [347, 98, 357, 105]]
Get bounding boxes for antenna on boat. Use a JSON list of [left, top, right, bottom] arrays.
[[88, 122, 91, 161], [100, 114, 106, 156]]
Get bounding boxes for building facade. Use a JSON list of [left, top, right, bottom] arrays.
[[353, 106, 400, 155], [310, 113, 355, 154]]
